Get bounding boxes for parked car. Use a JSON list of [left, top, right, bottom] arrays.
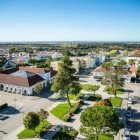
[[128, 98, 132, 104], [126, 111, 132, 118], [124, 130, 131, 140], [125, 121, 132, 131], [127, 106, 132, 113]]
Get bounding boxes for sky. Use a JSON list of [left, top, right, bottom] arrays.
[[0, 0, 140, 42]]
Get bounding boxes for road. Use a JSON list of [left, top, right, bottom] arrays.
[[0, 89, 52, 139]]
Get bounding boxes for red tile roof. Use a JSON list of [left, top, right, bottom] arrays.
[[129, 65, 137, 74], [0, 73, 44, 87], [19, 66, 50, 73]]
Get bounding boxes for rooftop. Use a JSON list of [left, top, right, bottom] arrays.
[[10, 70, 35, 77]]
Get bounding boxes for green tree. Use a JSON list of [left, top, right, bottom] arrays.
[[23, 112, 40, 132], [37, 108, 49, 120], [33, 83, 43, 94], [80, 106, 119, 140], [101, 62, 113, 70], [28, 59, 37, 65], [128, 59, 135, 65], [69, 83, 81, 94], [51, 56, 79, 107], [90, 85, 100, 95], [116, 60, 127, 69]]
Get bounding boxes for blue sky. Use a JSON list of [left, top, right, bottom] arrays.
[[0, 0, 140, 41]]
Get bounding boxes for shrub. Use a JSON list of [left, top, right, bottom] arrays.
[[79, 100, 84, 105], [37, 109, 49, 120], [62, 114, 70, 122], [87, 94, 102, 101], [94, 99, 112, 107]]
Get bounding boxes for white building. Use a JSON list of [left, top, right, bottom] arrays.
[[0, 67, 57, 95], [92, 67, 106, 79]]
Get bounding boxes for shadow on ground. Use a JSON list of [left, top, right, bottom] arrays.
[[0, 106, 20, 115]]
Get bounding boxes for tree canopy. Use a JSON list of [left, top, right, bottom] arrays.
[[23, 112, 40, 132], [80, 106, 119, 140], [51, 56, 79, 107], [33, 83, 43, 94]]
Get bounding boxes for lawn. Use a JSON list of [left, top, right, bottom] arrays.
[[50, 103, 79, 121], [52, 128, 78, 139], [69, 93, 83, 100], [50, 103, 75, 119], [104, 86, 124, 95], [82, 84, 100, 91], [87, 94, 102, 101], [88, 134, 113, 140], [109, 97, 122, 107], [17, 119, 51, 139], [99, 134, 114, 140]]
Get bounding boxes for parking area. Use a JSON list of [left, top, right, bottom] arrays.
[[122, 83, 140, 140], [0, 90, 52, 139]]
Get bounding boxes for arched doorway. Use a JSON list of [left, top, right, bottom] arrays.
[[0, 84, 4, 91]]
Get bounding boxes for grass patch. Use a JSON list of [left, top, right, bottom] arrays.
[[87, 94, 102, 101], [104, 86, 124, 95], [109, 97, 122, 107], [50, 103, 79, 121], [17, 119, 51, 139], [99, 134, 114, 140], [88, 133, 113, 140], [82, 84, 100, 91], [69, 93, 83, 100], [52, 128, 78, 140]]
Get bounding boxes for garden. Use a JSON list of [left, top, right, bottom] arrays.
[[52, 126, 78, 140], [17, 119, 51, 139], [104, 86, 124, 95], [50, 102, 80, 122], [69, 93, 83, 100], [82, 84, 100, 92], [109, 97, 122, 107], [87, 94, 102, 101]]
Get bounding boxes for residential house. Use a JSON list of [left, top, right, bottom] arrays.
[[92, 67, 106, 79]]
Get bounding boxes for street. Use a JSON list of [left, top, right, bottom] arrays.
[[0, 89, 52, 139]]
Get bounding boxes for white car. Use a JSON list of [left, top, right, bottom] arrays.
[[124, 130, 131, 140], [128, 98, 132, 104]]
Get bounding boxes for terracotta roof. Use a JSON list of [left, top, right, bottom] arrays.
[[129, 65, 137, 74], [0, 73, 44, 87], [51, 70, 57, 77], [19, 66, 50, 73], [93, 67, 106, 73]]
